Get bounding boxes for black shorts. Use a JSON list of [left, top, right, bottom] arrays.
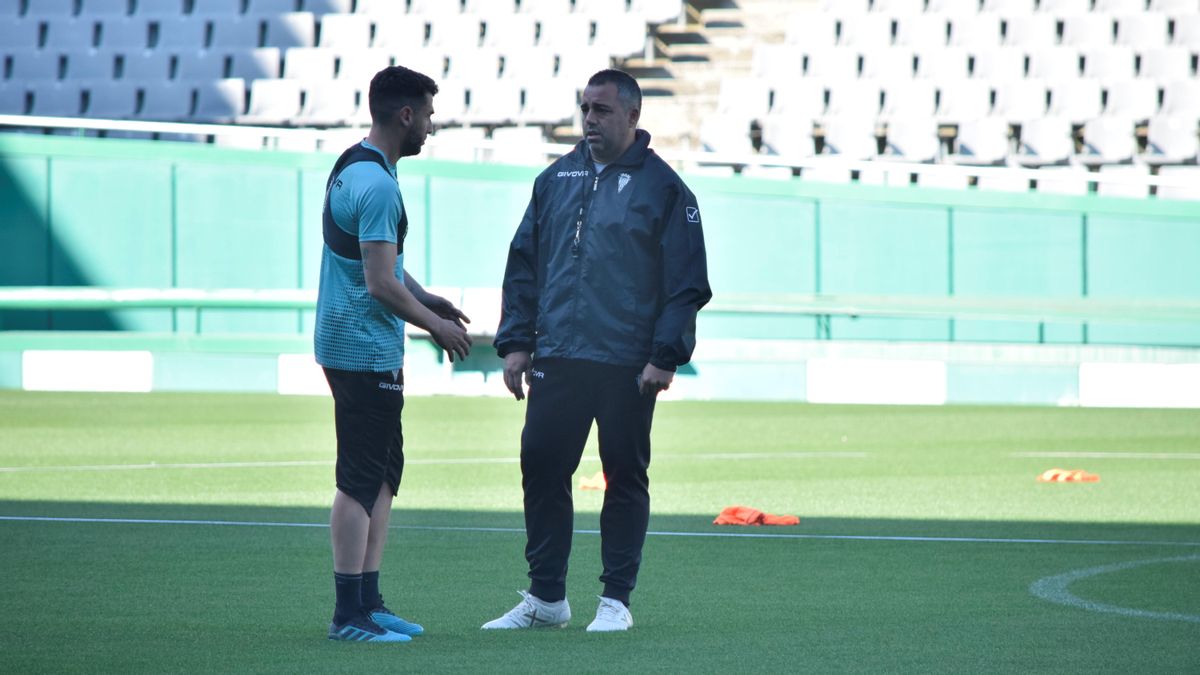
[[323, 367, 405, 515]]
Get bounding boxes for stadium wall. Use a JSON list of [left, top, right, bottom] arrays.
[[1, 134, 1198, 406]]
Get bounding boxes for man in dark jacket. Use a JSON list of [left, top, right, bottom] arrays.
[[482, 69, 711, 633]]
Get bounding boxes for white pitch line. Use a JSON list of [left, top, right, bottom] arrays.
[[1029, 555, 1200, 624], [0, 451, 869, 474], [2, 515, 1199, 548], [1012, 452, 1200, 460]]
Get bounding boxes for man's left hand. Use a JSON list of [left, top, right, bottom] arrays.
[[639, 363, 674, 396], [423, 293, 470, 329]]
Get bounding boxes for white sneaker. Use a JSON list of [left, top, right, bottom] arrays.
[[585, 596, 633, 632], [480, 591, 571, 629]]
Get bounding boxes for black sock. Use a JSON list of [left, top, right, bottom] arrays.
[[361, 570, 381, 610], [333, 572, 363, 625]]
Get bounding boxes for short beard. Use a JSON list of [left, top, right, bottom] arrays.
[[399, 126, 424, 158]]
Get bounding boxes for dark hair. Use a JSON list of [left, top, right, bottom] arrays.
[[368, 65, 439, 124], [587, 69, 641, 112]]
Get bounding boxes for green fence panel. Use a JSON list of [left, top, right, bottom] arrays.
[[0, 155, 50, 329], [951, 208, 1084, 344], [427, 176, 529, 287]]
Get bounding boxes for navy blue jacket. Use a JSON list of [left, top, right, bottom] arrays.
[[495, 129, 711, 371]]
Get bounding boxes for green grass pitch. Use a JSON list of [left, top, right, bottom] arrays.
[[1, 391, 1198, 673]]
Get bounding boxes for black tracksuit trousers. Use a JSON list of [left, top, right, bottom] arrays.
[[520, 357, 657, 606]]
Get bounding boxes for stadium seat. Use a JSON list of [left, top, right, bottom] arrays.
[[1016, 116, 1074, 165], [25, 0, 75, 17], [884, 115, 939, 161], [994, 78, 1050, 123], [699, 113, 756, 155], [83, 80, 139, 118], [716, 77, 771, 119], [1155, 165, 1200, 200], [1139, 47, 1192, 84], [981, 0, 1035, 13], [427, 15, 481, 49], [317, 13, 369, 49], [240, 77, 302, 124], [536, 14, 591, 50], [821, 0, 869, 17], [44, 18, 98, 50], [228, 46, 282, 80], [500, 48, 555, 81], [555, 48, 610, 84], [1149, 0, 1200, 9], [740, 165, 795, 180], [464, 79, 522, 125], [1027, 47, 1082, 80], [882, 79, 936, 120], [1103, 79, 1160, 120], [760, 115, 815, 157], [65, 49, 116, 79], [134, 0, 185, 18], [28, 81, 84, 116], [976, 171, 1030, 192], [0, 17, 40, 49], [862, 47, 914, 82], [1061, 14, 1114, 49], [408, 0, 463, 15], [1161, 79, 1200, 117], [593, 13, 647, 58], [282, 46, 336, 80], [245, 0, 299, 16], [483, 14, 536, 47], [752, 44, 804, 82], [135, 80, 191, 120], [826, 79, 882, 120], [98, 17, 150, 49], [971, 47, 1026, 81], [302, 0, 353, 14], [915, 165, 970, 189], [1034, 166, 1091, 195], [263, 12, 315, 48], [1115, 13, 1168, 48], [1093, 0, 1147, 11], [490, 125, 549, 166], [1080, 116, 1137, 163], [952, 116, 1010, 163], [770, 79, 827, 119], [1047, 78, 1102, 123], [949, 14, 1002, 48], [119, 49, 171, 81], [1082, 45, 1136, 84], [426, 127, 486, 162], [210, 19, 266, 50], [936, 79, 993, 123], [805, 47, 861, 82], [1096, 163, 1149, 197], [629, 0, 682, 24], [838, 14, 893, 47], [353, 0, 401, 15], [872, 0, 924, 14], [9, 50, 61, 80], [518, 0, 572, 14], [916, 46, 969, 81], [335, 48, 390, 82], [1003, 15, 1058, 48], [924, 0, 975, 14], [79, 0, 127, 16], [371, 15, 425, 49], [518, 78, 576, 125], [0, 81, 26, 114], [463, 0, 518, 17], [1170, 14, 1200, 49], [574, 0, 626, 17], [820, 116, 878, 159], [784, 12, 837, 47], [1142, 115, 1200, 163], [154, 16, 209, 50], [430, 78, 467, 123], [1037, 0, 1090, 14], [191, 0, 242, 16], [295, 78, 357, 126], [0, 0, 19, 14], [391, 49, 444, 79], [445, 49, 501, 81], [176, 49, 228, 80], [894, 15, 947, 48]]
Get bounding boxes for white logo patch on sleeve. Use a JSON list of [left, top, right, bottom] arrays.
[[686, 206, 700, 223]]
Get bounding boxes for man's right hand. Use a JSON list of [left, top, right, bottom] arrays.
[[430, 318, 471, 363], [503, 351, 532, 401]]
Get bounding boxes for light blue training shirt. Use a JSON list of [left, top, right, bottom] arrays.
[[314, 141, 407, 372]]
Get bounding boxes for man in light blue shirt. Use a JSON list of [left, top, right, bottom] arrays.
[[315, 65, 472, 643]]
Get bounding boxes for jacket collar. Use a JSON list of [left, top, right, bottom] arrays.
[[568, 129, 653, 170]]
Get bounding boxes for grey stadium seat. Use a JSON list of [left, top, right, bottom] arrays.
[[98, 17, 150, 50], [282, 46, 336, 79], [192, 78, 247, 123], [83, 80, 139, 118], [154, 17, 209, 50], [0, 17, 40, 49], [134, 0, 186, 18], [302, 0, 353, 14], [295, 78, 357, 126], [240, 77, 302, 124], [263, 12, 314, 48], [43, 18, 99, 50], [24, 0, 75, 17], [135, 80, 192, 121], [228, 46, 282, 80], [28, 81, 84, 116], [245, 0, 300, 16], [0, 81, 26, 114], [555, 48, 610, 83], [176, 49, 228, 80], [716, 77, 771, 118], [191, 0, 243, 16], [316, 13, 369, 49], [79, 0, 131, 15], [335, 48, 390, 82], [210, 17, 262, 49], [119, 49, 172, 81], [9, 50, 62, 80], [65, 49, 116, 79]]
